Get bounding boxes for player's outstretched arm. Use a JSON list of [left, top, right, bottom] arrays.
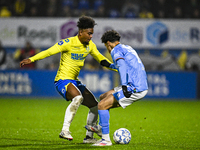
[[20, 59, 32, 68], [100, 59, 111, 67], [100, 60, 117, 69], [100, 59, 117, 71]]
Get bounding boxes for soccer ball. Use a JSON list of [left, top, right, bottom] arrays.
[[113, 128, 131, 144]]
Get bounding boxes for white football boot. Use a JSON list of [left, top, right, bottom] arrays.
[[59, 130, 73, 141], [92, 139, 112, 146]]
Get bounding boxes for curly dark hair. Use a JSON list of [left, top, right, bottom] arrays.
[[101, 30, 121, 43], [77, 15, 97, 29]]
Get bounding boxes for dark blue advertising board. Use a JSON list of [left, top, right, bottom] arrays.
[[0, 70, 197, 99], [146, 72, 197, 99]]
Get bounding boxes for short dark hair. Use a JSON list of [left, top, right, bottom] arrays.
[[77, 16, 97, 29], [101, 30, 121, 43]]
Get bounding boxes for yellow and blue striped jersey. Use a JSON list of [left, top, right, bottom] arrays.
[[29, 35, 111, 81]]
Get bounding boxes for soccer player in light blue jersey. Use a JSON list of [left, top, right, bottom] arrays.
[[85, 30, 148, 146]]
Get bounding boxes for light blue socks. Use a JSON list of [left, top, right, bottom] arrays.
[[98, 110, 110, 134]]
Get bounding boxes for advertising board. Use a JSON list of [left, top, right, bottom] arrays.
[[0, 70, 197, 99]]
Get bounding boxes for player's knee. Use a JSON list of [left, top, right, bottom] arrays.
[[71, 95, 83, 110], [99, 93, 105, 101], [98, 101, 105, 110]]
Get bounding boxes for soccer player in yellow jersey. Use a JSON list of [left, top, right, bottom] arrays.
[[20, 16, 115, 143]]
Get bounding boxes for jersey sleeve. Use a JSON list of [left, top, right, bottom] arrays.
[[113, 48, 124, 61], [116, 59, 127, 85], [29, 44, 61, 62], [29, 39, 70, 62], [56, 39, 70, 52], [90, 43, 117, 72], [89, 43, 107, 62]]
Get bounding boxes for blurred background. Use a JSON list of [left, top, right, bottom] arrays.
[[0, 0, 199, 99], [1, 0, 200, 19]]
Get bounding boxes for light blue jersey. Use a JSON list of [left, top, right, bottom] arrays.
[[111, 44, 148, 92]]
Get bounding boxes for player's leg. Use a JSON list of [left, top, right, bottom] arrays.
[[99, 89, 114, 101], [98, 92, 120, 139], [81, 87, 100, 143], [81, 87, 98, 108], [85, 89, 118, 138], [93, 87, 148, 146], [60, 83, 83, 141], [93, 91, 120, 146]]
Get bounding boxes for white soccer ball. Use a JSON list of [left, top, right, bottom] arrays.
[[113, 128, 131, 144]]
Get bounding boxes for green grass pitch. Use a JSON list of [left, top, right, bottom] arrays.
[[0, 98, 200, 150]]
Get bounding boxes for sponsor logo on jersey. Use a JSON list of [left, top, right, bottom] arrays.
[[72, 46, 80, 51], [85, 46, 90, 53], [71, 53, 85, 60], [146, 21, 169, 46], [73, 47, 80, 49]]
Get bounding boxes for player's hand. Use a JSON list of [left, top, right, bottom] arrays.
[[20, 59, 32, 68], [122, 85, 132, 98]]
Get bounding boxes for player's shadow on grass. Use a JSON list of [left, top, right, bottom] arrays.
[[0, 138, 102, 149]]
